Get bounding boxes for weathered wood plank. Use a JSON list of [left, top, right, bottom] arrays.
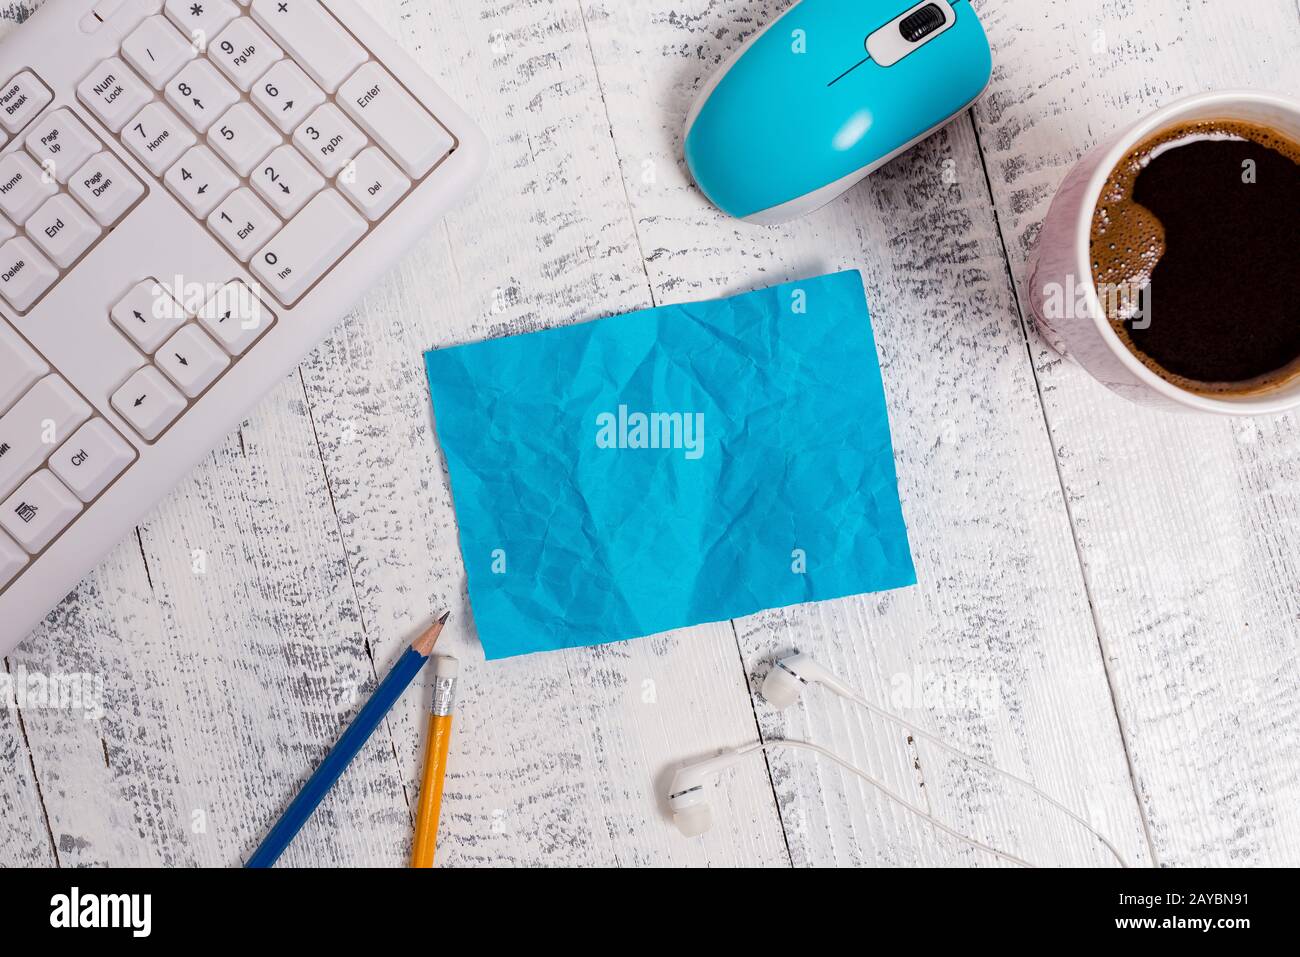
[[579, 0, 1149, 866], [10, 376, 414, 866], [289, 0, 790, 865], [972, 0, 1300, 864]]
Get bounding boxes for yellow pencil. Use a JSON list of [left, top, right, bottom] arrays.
[[411, 654, 458, 867]]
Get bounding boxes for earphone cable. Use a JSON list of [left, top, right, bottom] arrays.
[[839, 691, 1129, 868], [737, 739, 1034, 867]]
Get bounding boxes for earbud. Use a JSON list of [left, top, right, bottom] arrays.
[[760, 651, 856, 709], [665, 749, 754, 836]]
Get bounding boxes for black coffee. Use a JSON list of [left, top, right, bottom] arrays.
[[1089, 119, 1300, 394]]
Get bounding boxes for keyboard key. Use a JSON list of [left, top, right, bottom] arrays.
[[0, 530, 25, 588], [197, 279, 275, 354], [49, 419, 135, 503], [251, 144, 323, 218], [207, 187, 280, 261], [112, 365, 187, 441], [0, 152, 58, 223], [77, 58, 153, 133], [0, 374, 92, 501], [338, 146, 409, 222], [25, 195, 102, 269], [110, 278, 189, 354], [165, 0, 239, 46], [250, 0, 366, 94], [0, 238, 59, 312], [122, 15, 197, 89], [208, 101, 279, 176], [249, 189, 365, 304], [24, 109, 101, 185], [209, 18, 282, 92], [166, 58, 240, 133], [68, 152, 146, 226], [294, 102, 365, 177], [122, 102, 197, 176], [1, 470, 82, 554], [338, 63, 453, 178], [0, 71, 53, 134], [164, 145, 238, 217], [0, 215, 11, 243], [251, 59, 324, 134], [156, 324, 230, 397], [0, 323, 48, 413]]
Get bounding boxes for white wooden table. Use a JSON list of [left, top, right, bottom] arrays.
[[3, 0, 1298, 868]]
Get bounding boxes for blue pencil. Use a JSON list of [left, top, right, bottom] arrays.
[[246, 612, 450, 868]]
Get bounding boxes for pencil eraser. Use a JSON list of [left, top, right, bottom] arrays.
[[432, 655, 459, 678]]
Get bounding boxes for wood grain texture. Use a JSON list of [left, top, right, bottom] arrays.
[[2, 0, 1297, 868], [581, 0, 1147, 867], [972, 0, 1300, 865]]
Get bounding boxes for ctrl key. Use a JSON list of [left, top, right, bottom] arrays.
[[111, 366, 187, 441], [0, 470, 81, 555], [0, 237, 59, 312], [49, 419, 136, 503]]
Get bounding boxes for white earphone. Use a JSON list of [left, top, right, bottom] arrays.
[[667, 652, 1129, 868]]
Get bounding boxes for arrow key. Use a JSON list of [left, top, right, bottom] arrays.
[[112, 366, 187, 442], [156, 325, 230, 398], [165, 145, 238, 218], [111, 279, 189, 354]]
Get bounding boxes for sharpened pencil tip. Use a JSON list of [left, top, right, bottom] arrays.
[[411, 612, 451, 656]]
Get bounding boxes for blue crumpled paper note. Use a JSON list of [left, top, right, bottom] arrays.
[[424, 270, 916, 659]]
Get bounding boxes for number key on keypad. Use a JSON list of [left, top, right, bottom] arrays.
[[207, 186, 280, 261], [208, 101, 279, 176], [166, 59, 240, 133], [209, 18, 283, 92], [123, 102, 197, 176], [252, 144, 323, 218], [165, 145, 238, 217], [251, 59, 325, 134], [293, 103, 366, 177]]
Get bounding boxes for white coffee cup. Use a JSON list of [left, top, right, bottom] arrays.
[[1028, 90, 1300, 415]]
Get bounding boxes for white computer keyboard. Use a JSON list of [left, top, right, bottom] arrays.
[[0, 0, 486, 652]]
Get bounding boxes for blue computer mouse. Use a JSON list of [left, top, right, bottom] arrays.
[[684, 0, 992, 224]]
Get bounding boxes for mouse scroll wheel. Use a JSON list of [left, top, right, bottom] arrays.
[[899, 3, 946, 42]]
